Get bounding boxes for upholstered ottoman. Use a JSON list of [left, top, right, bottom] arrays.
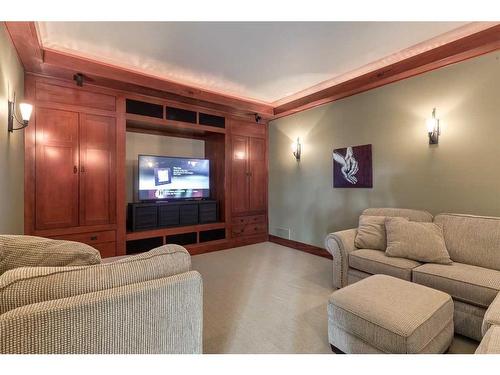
[[328, 274, 454, 354]]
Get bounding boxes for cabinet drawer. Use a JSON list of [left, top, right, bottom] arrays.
[[53, 230, 116, 245], [232, 215, 266, 226], [231, 223, 267, 237]]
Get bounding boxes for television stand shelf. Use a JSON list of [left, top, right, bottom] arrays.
[[126, 221, 225, 241], [125, 222, 227, 255]]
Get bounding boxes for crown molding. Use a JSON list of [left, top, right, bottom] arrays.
[[5, 21, 500, 120], [273, 23, 500, 118], [4, 21, 274, 118]]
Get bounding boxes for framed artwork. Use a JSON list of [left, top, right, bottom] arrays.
[[333, 144, 372, 188]]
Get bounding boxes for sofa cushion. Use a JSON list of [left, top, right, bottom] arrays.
[[354, 215, 389, 250], [412, 262, 500, 308], [349, 249, 421, 281], [0, 244, 190, 314], [434, 214, 500, 271], [362, 208, 433, 223], [385, 218, 452, 264]]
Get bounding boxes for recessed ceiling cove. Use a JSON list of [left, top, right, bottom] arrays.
[[37, 22, 469, 104]]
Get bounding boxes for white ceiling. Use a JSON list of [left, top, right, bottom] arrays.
[[37, 22, 469, 104]]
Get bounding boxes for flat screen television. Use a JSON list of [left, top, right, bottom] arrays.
[[138, 155, 210, 201]]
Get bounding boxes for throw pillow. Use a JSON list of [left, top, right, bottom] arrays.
[[385, 217, 452, 264], [354, 215, 407, 250]]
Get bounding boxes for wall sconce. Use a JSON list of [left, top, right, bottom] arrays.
[[8, 94, 33, 132], [291, 137, 302, 161], [426, 107, 440, 145]]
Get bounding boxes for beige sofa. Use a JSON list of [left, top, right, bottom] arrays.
[[325, 208, 500, 342], [0, 236, 203, 354]]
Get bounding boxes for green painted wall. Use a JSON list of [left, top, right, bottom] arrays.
[[269, 51, 500, 248], [0, 24, 25, 234]]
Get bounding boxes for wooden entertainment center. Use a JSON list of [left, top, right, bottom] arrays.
[[23, 74, 269, 257]]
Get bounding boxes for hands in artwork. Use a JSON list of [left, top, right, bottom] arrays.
[[333, 147, 359, 184]]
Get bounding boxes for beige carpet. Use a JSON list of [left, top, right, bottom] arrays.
[[191, 241, 478, 354]]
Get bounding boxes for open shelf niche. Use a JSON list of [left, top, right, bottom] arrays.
[[125, 97, 229, 255]]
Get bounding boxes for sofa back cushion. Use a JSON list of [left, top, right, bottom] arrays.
[[434, 214, 500, 270], [362, 208, 433, 223], [0, 235, 101, 275], [0, 244, 190, 314]]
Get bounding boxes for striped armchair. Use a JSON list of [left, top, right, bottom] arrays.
[[0, 236, 203, 354]]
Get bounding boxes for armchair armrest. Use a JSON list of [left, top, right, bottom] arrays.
[[482, 291, 500, 336], [0, 235, 101, 275], [325, 229, 357, 289], [0, 271, 203, 354]]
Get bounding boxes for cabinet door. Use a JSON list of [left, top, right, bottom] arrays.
[[231, 135, 249, 214], [79, 114, 116, 226], [35, 108, 79, 230], [248, 137, 267, 212]]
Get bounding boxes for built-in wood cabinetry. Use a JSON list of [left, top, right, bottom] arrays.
[[25, 75, 269, 257], [229, 119, 268, 242], [25, 76, 119, 257], [34, 109, 116, 230], [35, 108, 80, 230]]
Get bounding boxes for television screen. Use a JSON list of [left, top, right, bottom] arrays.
[[138, 155, 210, 201]]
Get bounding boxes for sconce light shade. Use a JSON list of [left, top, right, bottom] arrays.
[[426, 108, 440, 145], [291, 137, 302, 161], [7, 95, 32, 133], [19, 102, 33, 122]]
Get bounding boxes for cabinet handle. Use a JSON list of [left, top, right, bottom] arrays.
[[90, 235, 98, 241], [81, 165, 86, 173], [73, 166, 78, 174]]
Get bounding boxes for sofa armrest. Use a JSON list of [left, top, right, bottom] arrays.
[[0, 271, 203, 354], [482, 291, 500, 336], [325, 228, 357, 289]]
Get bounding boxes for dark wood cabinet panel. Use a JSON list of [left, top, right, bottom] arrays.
[[35, 108, 79, 230], [36, 82, 116, 111], [249, 137, 267, 212], [231, 135, 249, 214], [230, 119, 268, 242], [79, 114, 116, 226], [230, 133, 267, 216]]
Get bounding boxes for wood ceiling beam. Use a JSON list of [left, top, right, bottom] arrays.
[[273, 24, 500, 118]]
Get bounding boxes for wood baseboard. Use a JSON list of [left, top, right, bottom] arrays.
[[268, 235, 332, 259]]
